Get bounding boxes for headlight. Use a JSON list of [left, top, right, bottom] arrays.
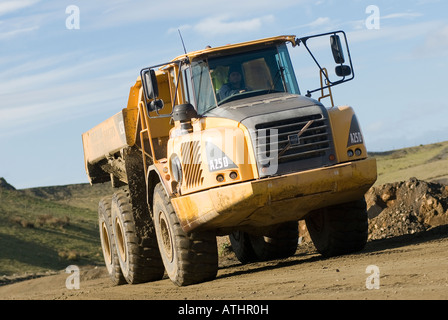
[[170, 154, 182, 184]]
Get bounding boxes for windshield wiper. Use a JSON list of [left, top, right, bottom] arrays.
[[218, 89, 283, 106], [268, 66, 285, 94]]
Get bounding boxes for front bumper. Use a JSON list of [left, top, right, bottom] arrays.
[[171, 158, 377, 233]]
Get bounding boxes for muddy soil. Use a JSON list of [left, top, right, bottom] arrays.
[[1, 231, 448, 302], [1, 178, 447, 302]]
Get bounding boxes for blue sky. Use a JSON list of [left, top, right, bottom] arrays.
[[0, 0, 447, 189]]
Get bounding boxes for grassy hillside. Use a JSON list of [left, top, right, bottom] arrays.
[[0, 182, 111, 276], [21, 182, 113, 212], [371, 141, 448, 186]]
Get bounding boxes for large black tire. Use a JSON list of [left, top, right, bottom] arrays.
[[305, 199, 368, 257], [251, 221, 299, 261], [229, 231, 257, 264], [230, 221, 299, 264], [153, 183, 218, 286], [98, 197, 126, 285], [111, 189, 165, 284]]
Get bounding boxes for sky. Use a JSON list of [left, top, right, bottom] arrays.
[[0, 0, 447, 189]]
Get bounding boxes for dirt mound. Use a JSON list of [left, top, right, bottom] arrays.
[[365, 178, 448, 240]]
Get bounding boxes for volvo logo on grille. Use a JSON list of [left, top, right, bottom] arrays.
[[278, 119, 315, 157], [288, 134, 300, 146]]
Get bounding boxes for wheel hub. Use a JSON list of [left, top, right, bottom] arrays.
[[159, 211, 174, 262], [114, 217, 127, 262], [101, 221, 112, 265]]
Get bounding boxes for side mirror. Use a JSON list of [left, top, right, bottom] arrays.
[[330, 35, 345, 64], [335, 65, 352, 77], [297, 30, 355, 97], [148, 99, 164, 112], [142, 69, 159, 100], [142, 69, 164, 113]]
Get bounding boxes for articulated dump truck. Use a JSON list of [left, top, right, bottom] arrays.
[[82, 31, 377, 287]]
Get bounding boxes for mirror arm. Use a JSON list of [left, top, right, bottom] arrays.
[[140, 69, 150, 116], [307, 79, 346, 97], [299, 38, 333, 86], [140, 58, 189, 119], [171, 59, 187, 111], [298, 31, 355, 98]]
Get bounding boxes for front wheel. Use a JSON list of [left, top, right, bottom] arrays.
[[153, 183, 218, 286], [305, 199, 368, 257]]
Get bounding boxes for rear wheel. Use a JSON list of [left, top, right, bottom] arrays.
[[153, 183, 218, 286], [111, 189, 165, 284], [305, 199, 368, 257], [251, 221, 299, 261], [98, 197, 126, 285], [230, 221, 299, 264], [229, 231, 257, 264]]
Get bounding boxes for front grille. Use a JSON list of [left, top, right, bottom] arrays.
[[181, 141, 204, 189], [254, 113, 333, 174]]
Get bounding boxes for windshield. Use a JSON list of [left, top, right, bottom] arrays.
[[191, 44, 300, 115]]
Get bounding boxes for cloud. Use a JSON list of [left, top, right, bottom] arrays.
[[0, 52, 135, 137], [0, 77, 128, 138], [419, 24, 448, 53], [0, 0, 40, 16], [0, 8, 49, 41], [343, 19, 448, 59], [346, 10, 424, 31], [381, 12, 423, 20], [286, 16, 335, 34], [307, 17, 331, 28], [84, 0, 306, 30], [167, 24, 192, 35], [346, 20, 444, 44], [0, 25, 39, 40], [193, 15, 275, 37]]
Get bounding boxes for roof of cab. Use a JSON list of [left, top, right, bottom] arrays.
[[171, 35, 298, 63]]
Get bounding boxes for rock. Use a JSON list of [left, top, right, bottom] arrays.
[[0, 177, 15, 191]]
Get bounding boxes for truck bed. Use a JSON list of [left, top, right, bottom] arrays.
[[82, 110, 132, 184]]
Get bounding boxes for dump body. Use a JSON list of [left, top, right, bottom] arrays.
[[82, 107, 139, 184], [82, 112, 127, 167]]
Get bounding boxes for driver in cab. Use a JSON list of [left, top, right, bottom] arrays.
[[217, 66, 249, 101]]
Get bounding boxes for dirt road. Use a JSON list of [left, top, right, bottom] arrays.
[[1, 228, 448, 302]]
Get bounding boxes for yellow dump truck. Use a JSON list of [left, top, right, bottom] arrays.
[[82, 31, 377, 286]]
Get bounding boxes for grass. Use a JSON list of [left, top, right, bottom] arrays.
[[0, 186, 108, 276], [21, 182, 113, 212], [371, 141, 448, 186]]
